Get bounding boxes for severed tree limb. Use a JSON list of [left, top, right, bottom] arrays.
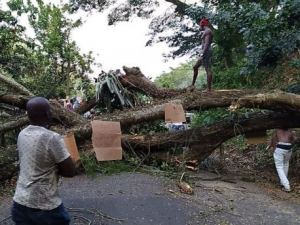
[[0, 116, 28, 133], [121, 111, 300, 161], [0, 145, 18, 180], [0, 73, 34, 96], [73, 97, 97, 114], [121, 66, 187, 99], [0, 92, 86, 128], [2, 111, 300, 181], [231, 90, 300, 116]]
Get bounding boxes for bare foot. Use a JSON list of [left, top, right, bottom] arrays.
[[202, 89, 212, 93], [187, 85, 195, 92]]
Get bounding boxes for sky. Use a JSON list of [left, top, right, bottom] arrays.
[[2, 0, 194, 80], [69, 7, 190, 79]]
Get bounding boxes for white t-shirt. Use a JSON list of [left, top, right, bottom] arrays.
[[13, 125, 70, 210]]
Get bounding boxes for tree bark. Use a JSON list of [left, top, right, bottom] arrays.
[[0, 146, 18, 180], [0, 73, 34, 96], [73, 97, 97, 114], [231, 90, 300, 116], [120, 66, 187, 99], [71, 89, 258, 142], [2, 111, 299, 181], [0, 92, 86, 127], [122, 111, 300, 161], [0, 116, 28, 134]]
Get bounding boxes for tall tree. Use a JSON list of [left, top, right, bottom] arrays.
[[69, 0, 300, 72], [7, 0, 95, 97]]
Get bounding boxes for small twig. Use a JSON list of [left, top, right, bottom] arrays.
[[180, 172, 186, 183], [134, 141, 151, 172], [66, 207, 124, 222], [0, 215, 12, 223], [72, 215, 92, 225], [96, 209, 124, 222]]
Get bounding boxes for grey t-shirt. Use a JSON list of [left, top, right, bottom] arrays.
[[13, 125, 70, 210]]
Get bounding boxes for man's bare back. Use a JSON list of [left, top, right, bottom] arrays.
[[271, 129, 297, 149]]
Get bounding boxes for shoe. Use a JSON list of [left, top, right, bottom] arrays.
[[282, 187, 291, 193]]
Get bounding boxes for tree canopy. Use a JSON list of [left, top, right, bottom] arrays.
[[1, 0, 96, 97], [69, 0, 300, 74]]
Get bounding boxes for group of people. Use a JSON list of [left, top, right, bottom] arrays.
[[8, 18, 299, 225]]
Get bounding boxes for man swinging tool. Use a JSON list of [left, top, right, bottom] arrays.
[[190, 18, 213, 93]]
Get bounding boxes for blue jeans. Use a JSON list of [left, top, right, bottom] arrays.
[[11, 201, 70, 225]]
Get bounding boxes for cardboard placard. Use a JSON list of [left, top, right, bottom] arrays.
[[63, 133, 80, 162], [91, 120, 122, 161], [245, 130, 267, 144], [165, 103, 186, 123]]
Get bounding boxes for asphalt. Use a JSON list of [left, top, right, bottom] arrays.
[[1, 172, 300, 225]]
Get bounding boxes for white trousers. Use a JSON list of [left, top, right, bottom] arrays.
[[273, 148, 292, 189]]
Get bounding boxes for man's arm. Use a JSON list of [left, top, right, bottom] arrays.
[[270, 130, 277, 150], [57, 157, 76, 178], [291, 133, 298, 145], [201, 30, 212, 57]]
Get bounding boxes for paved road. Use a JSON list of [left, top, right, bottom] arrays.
[[1, 172, 300, 225]]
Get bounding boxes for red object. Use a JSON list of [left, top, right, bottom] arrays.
[[199, 18, 209, 27]]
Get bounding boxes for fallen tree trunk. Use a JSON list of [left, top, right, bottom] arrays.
[[232, 90, 300, 116], [0, 92, 86, 127], [73, 97, 97, 114], [2, 111, 300, 181], [0, 73, 34, 96], [0, 146, 18, 180], [71, 89, 260, 141], [122, 111, 300, 161], [0, 116, 28, 133], [120, 66, 187, 99]]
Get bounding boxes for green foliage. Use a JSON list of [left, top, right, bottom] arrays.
[[135, 92, 152, 105], [80, 153, 135, 177], [191, 108, 229, 127], [2, 0, 95, 98], [290, 58, 300, 69], [127, 120, 168, 136], [155, 60, 205, 89], [70, 0, 300, 80]]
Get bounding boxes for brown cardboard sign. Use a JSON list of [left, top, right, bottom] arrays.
[[63, 133, 80, 162], [165, 103, 186, 123], [245, 130, 267, 144], [91, 120, 122, 161]]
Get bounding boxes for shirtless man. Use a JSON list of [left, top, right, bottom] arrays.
[[270, 129, 298, 192], [191, 18, 214, 93]]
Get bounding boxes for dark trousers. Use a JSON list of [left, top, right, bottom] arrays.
[[11, 201, 70, 225]]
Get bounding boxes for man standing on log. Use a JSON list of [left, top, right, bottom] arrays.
[[270, 129, 298, 192], [190, 18, 214, 93], [11, 97, 76, 225]]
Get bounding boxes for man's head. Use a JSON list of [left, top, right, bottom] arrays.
[[26, 97, 52, 128], [199, 18, 209, 30]]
